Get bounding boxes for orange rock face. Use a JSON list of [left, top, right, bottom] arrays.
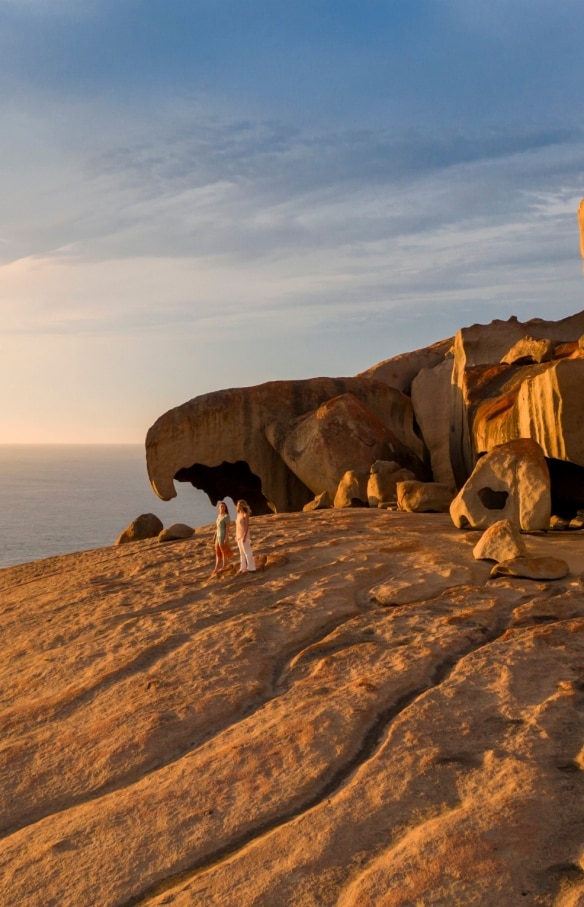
[[2, 510, 584, 906]]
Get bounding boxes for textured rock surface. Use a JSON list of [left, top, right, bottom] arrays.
[[266, 393, 426, 501], [472, 519, 528, 562], [357, 336, 453, 393], [158, 523, 195, 542], [410, 357, 457, 488], [334, 469, 368, 508], [367, 460, 416, 507], [146, 377, 424, 514], [450, 439, 551, 531], [449, 311, 584, 484], [2, 510, 584, 907], [115, 512, 163, 544], [490, 555, 570, 580], [396, 480, 454, 513]]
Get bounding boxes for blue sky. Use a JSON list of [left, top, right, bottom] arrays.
[[1, 0, 583, 442]]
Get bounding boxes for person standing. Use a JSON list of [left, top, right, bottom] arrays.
[[235, 499, 256, 574], [212, 501, 233, 575]]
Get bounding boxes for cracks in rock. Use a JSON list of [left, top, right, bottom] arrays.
[[118, 620, 519, 907]]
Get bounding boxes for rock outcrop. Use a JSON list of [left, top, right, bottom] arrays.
[[146, 378, 425, 515], [396, 480, 454, 514], [472, 519, 528, 562], [450, 438, 551, 531], [146, 310, 584, 520], [3, 509, 584, 906]]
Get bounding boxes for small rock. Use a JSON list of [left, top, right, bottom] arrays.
[[158, 523, 195, 542], [490, 556, 569, 581], [116, 513, 163, 545], [473, 519, 527, 563], [303, 491, 332, 512], [549, 515, 570, 531]]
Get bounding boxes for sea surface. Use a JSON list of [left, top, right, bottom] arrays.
[[0, 445, 219, 569]]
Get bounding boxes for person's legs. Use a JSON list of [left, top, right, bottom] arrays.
[[237, 538, 247, 573], [242, 538, 256, 571]]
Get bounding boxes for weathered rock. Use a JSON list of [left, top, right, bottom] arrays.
[[302, 490, 332, 512], [357, 336, 453, 394], [500, 335, 554, 365], [3, 510, 584, 907], [473, 519, 528, 562], [450, 438, 551, 531], [366, 460, 416, 507], [115, 513, 163, 545], [158, 523, 195, 542], [146, 377, 425, 515], [568, 515, 584, 530], [334, 470, 368, 508], [449, 311, 584, 485], [549, 515, 570, 531], [396, 480, 455, 513], [267, 392, 427, 502], [490, 556, 570, 580], [410, 358, 457, 487]]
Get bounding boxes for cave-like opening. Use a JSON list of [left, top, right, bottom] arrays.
[[174, 460, 273, 515]]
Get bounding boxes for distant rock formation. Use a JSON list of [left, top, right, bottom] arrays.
[[115, 512, 163, 544], [146, 311, 584, 520]]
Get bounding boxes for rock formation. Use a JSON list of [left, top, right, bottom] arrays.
[[146, 377, 425, 515], [4, 509, 584, 906], [396, 480, 454, 514], [146, 310, 584, 521], [450, 438, 551, 531], [115, 512, 163, 544]]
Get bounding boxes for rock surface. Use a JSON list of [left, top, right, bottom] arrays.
[[266, 392, 426, 501], [472, 518, 528, 562], [146, 377, 424, 514], [396, 480, 454, 513], [2, 510, 584, 906], [115, 512, 163, 544], [450, 438, 551, 531]]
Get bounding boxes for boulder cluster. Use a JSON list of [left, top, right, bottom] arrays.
[[145, 311, 584, 534]]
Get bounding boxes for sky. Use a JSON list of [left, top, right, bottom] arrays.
[[1, 0, 583, 443]]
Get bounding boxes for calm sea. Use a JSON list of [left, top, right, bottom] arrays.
[[0, 445, 219, 569]]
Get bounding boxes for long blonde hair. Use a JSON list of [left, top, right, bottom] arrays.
[[236, 499, 251, 515]]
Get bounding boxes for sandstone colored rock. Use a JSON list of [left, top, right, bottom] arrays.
[[146, 377, 424, 515], [396, 480, 454, 513], [450, 438, 551, 531], [500, 335, 554, 365], [490, 555, 570, 580], [410, 357, 456, 487], [3, 510, 584, 906], [302, 490, 332, 511], [334, 469, 368, 508], [266, 392, 427, 502], [357, 336, 453, 394], [115, 512, 163, 544], [366, 460, 416, 507], [472, 519, 528, 562], [449, 311, 584, 485], [158, 523, 195, 542]]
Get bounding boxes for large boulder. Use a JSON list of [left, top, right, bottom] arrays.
[[115, 513, 163, 545], [266, 392, 427, 502], [146, 377, 425, 514], [450, 439, 551, 531], [410, 358, 456, 488]]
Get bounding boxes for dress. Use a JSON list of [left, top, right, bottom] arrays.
[[215, 514, 230, 546], [235, 512, 256, 572]]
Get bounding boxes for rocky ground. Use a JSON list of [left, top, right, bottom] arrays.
[[1, 509, 584, 906]]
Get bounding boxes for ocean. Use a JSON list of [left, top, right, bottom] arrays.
[[0, 445, 219, 569]]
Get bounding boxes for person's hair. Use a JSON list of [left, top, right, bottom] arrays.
[[236, 500, 251, 515], [218, 501, 228, 512]]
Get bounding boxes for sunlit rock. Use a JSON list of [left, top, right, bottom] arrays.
[[450, 438, 551, 531]]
